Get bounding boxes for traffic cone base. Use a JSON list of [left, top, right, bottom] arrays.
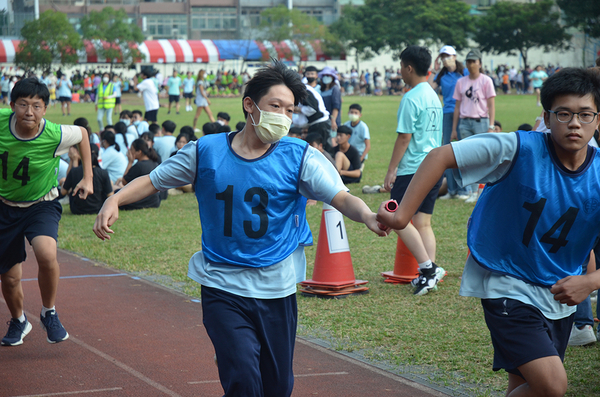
[[301, 203, 368, 298], [381, 235, 419, 284], [300, 285, 369, 298]]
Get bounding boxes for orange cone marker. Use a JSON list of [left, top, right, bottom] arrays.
[[300, 203, 368, 298], [381, 236, 420, 284]]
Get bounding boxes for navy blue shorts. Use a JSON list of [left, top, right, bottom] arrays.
[[183, 92, 194, 99], [390, 173, 442, 215], [168, 95, 180, 103], [145, 109, 158, 122], [0, 200, 62, 274], [201, 285, 297, 397], [481, 298, 573, 377], [115, 97, 121, 105]]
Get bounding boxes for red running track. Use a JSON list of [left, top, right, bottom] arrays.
[[0, 248, 449, 397]]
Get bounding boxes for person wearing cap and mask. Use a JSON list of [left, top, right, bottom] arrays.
[[294, 65, 331, 152], [93, 60, 388, 397], [451, 48, 496, 202], [319, 66, 342, 135], [95, 72, 117, 131], [429, 45, 470, 200], [133, 67, 160, 125]]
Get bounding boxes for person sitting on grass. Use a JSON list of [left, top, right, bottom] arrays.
[[344, 103, 371, 163], [99, 130, 127, 184], [93, 59, 388, 397], [377, 67, 600, 397], [331, 125, 362, 184], [114, 139, 161, 210], [61, 144, 113, 215]]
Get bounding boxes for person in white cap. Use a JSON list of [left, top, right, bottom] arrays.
[[429, 45, 470, 200]]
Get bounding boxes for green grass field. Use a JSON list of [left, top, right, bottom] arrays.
[[51, 92, 600, 396]]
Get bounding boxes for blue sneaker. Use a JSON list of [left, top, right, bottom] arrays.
[[40, 310, 69, 344], [1, 316, 33, 346]]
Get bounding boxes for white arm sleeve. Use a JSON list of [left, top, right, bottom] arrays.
[[450, 132, 518, 187], [299, 146, 348, 203], [55, 125, 84, 157]]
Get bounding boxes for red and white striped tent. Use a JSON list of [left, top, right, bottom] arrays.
[[0, 39, 344, 64]]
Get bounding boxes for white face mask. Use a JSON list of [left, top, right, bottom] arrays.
[[250, 102, 292, 144], [322, 76, 333, 85], [348, 113, 360, 122], [119, 119, 130, 126], [442, 57, 456, 69], [103, 77, 109, 84]]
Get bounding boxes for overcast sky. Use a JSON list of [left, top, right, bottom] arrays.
[[0, 1, 7, 11]]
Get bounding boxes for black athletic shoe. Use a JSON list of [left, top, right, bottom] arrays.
[[413, 264, 444, 296]]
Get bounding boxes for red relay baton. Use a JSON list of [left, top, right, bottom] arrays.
[[378, 199, 398, 230]]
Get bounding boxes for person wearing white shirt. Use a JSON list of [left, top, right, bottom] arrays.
[[133, 67, 159, 124]]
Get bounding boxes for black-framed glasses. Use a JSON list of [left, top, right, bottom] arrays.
[[547, 110, 598, 124]]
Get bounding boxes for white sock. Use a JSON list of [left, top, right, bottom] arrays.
[[17, 314, 26, 323], [41, 306, 55, 317], [418, 260, 433, 269]]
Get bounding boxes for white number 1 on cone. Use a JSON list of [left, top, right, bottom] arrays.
[[324, 210, 350, 254]]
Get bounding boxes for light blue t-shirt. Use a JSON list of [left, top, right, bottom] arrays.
[[149, 140, 347, 299], [530, 70, 548, 89], [133, 120, 149, 135], [395, 82, 443, 176], [345, 120, 370, 159], [100, 145, 127, 183], [115, 132, 138, 156], [183, 77, 195, 94], [451, 132, 576, 320], [113, 80, 122, 97], [57, 79, 72, 98], [154, 135, 177, 163], [167, 76, 182, 96]]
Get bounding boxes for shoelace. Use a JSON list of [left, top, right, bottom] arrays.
[[43, 312, 61, 330], [6, 320, 24, 337]]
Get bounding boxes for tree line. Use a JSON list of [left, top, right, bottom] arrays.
[[13, 1, 600, 72]]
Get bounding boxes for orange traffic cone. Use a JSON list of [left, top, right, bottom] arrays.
[[381, 236, 420, 284], [300, 203, 368, 298]]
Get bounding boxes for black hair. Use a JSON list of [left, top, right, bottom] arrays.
[[114, 121, 129, 148], [242, 59, 307, 118], [202, 122, 219, 135], [101, 130, 120, 152], [494, 120, 502, 129], [304, 66, 318, 73], [104, 125, 115, 132], [148, 123, 160, 135], [349, 103, 362, 113], [132, 110, 143, 117], [120, 110, 133, 119], [162, 120, 176, 134], [217, 112, 230, 121], [434, 60, 466, 85], [11, 77, 50, 105], [179, 125, 196, 141], [337, 125, 352, 135], [73, 117, 92, 138], [399, 46, 432, 77], [130, 138, 160, 163], [541, 68, 600, 112], [90, 143, 100, 167], [175, 133, 189, 146], [218, 124, 231, 133], [140, 131, 154, 143], [235, 121, 245, 131], [288, 126, 302, 137], [518, 123, 533, 131], [306, 132, 323, 146]]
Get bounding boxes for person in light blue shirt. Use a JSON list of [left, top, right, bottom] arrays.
[[378, 67, 600, 397], [182, 71, 195, 112], [167, 70, 182, 115], [93, 60, 387, 397], [153, 120, 177, 163], [99, 130, 127, 184], [384, 46, 444, 297], [131, 110, 149, 135], [344, 103, 371, 161], [57, 74, 73, 116], [112, 74, 123, 116]]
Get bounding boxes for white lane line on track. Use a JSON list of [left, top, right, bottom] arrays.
[[11, 387, 123, 397]]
